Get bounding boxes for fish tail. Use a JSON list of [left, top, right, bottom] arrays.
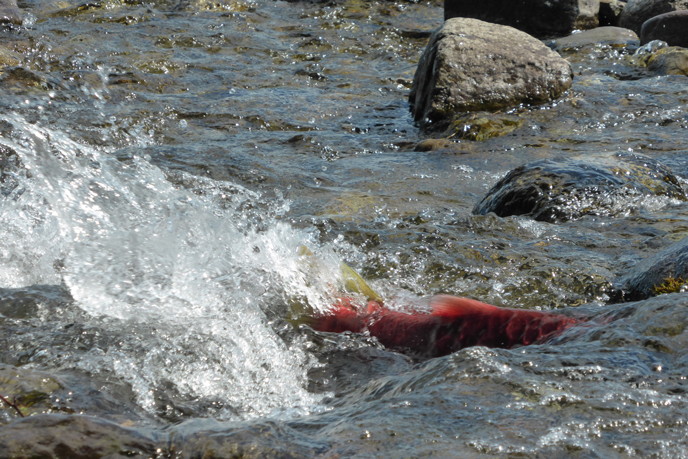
[[504, 308, 578, 346], [430, 295, 579, 348]]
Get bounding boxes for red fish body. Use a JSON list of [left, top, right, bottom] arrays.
[[311, 295, 579, 358]]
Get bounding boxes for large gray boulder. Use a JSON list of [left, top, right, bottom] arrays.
[[409, 18, 573, 128], [444, 0, 599, 39]]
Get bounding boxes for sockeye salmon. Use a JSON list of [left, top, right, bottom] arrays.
[[294, 246, 580, 358], [309, 295, 579, 358]]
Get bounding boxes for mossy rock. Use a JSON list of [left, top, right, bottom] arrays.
[[444, 114, 524, 141]]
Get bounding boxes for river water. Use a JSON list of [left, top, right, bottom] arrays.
[[0, 0, 687, 457]]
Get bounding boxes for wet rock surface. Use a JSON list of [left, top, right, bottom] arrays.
[[0, 0, 20, 26], [550, 26, 640, 52], [640, 10, 688, 47], [0, 414, 160, 458], [441, 113, 524, 141], [618, 0, 674, 34], [409, 18, 573, 130], [444, 0, 599, 38], [644, 46, 688, 75], [615, 237, 688, 301], [473, 153, 686, 223], [0, 284, 73, 319]]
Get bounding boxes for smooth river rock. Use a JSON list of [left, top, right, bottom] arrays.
[[640, 10, 688, 47], [618, 0, 674, 34], [444, 0, 599, 38], [473, 152, 686, 223], [409, 18, 573, 129]]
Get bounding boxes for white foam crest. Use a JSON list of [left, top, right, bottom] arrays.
[[0, 113, 331, 419]]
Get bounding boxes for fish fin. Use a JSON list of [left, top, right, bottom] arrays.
[[341, 262, 384, 303], [430, 294, 500, 319]]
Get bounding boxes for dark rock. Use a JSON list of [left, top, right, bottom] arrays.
[[0, 143, 22, 198], [618, 0, 674, 34], [616, 237, 688, 301], [0, 414, 160, 458], [599, 0, 626, 26], [473, 152, 686, 223], [640, 10, 688, 47], [551, 26, 639, 52], [0, 284, 73, 319], [0, 0, 21, 26], [444, 0, 599, 39], [409, 18, 573, 129]]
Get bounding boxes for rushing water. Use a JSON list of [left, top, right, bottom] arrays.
[[1, 0, 688, 457]]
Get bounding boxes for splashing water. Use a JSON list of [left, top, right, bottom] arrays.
[[0, 113, 335, 419]]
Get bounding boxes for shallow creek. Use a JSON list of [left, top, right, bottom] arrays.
[[1, 0, 688, 457]]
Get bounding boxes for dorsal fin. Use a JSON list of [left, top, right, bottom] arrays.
[[430, 295, 500, 318]]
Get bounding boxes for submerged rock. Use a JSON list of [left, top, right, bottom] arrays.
[[640, 10, 688, 47], [0, 284, 73, 319], [443, 113, 524, 141], [615, 237, 688, 301], [0, 414, 159, 458], [618, 0, 674, 34], [444, 0, 599, 38], [0, 47, 20, 67], [0, 0, 21, 26], [473, 153, 686, 223], [409, 18, 573, 130], [413, 138, 467, 152], [172, 421, 328, 459], [0, 67, 58, 90]]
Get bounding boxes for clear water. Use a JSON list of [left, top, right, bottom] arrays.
[[1, 0, 688, 457]]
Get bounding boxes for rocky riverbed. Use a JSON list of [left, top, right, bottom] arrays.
[[1, 0, 688, 457]]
